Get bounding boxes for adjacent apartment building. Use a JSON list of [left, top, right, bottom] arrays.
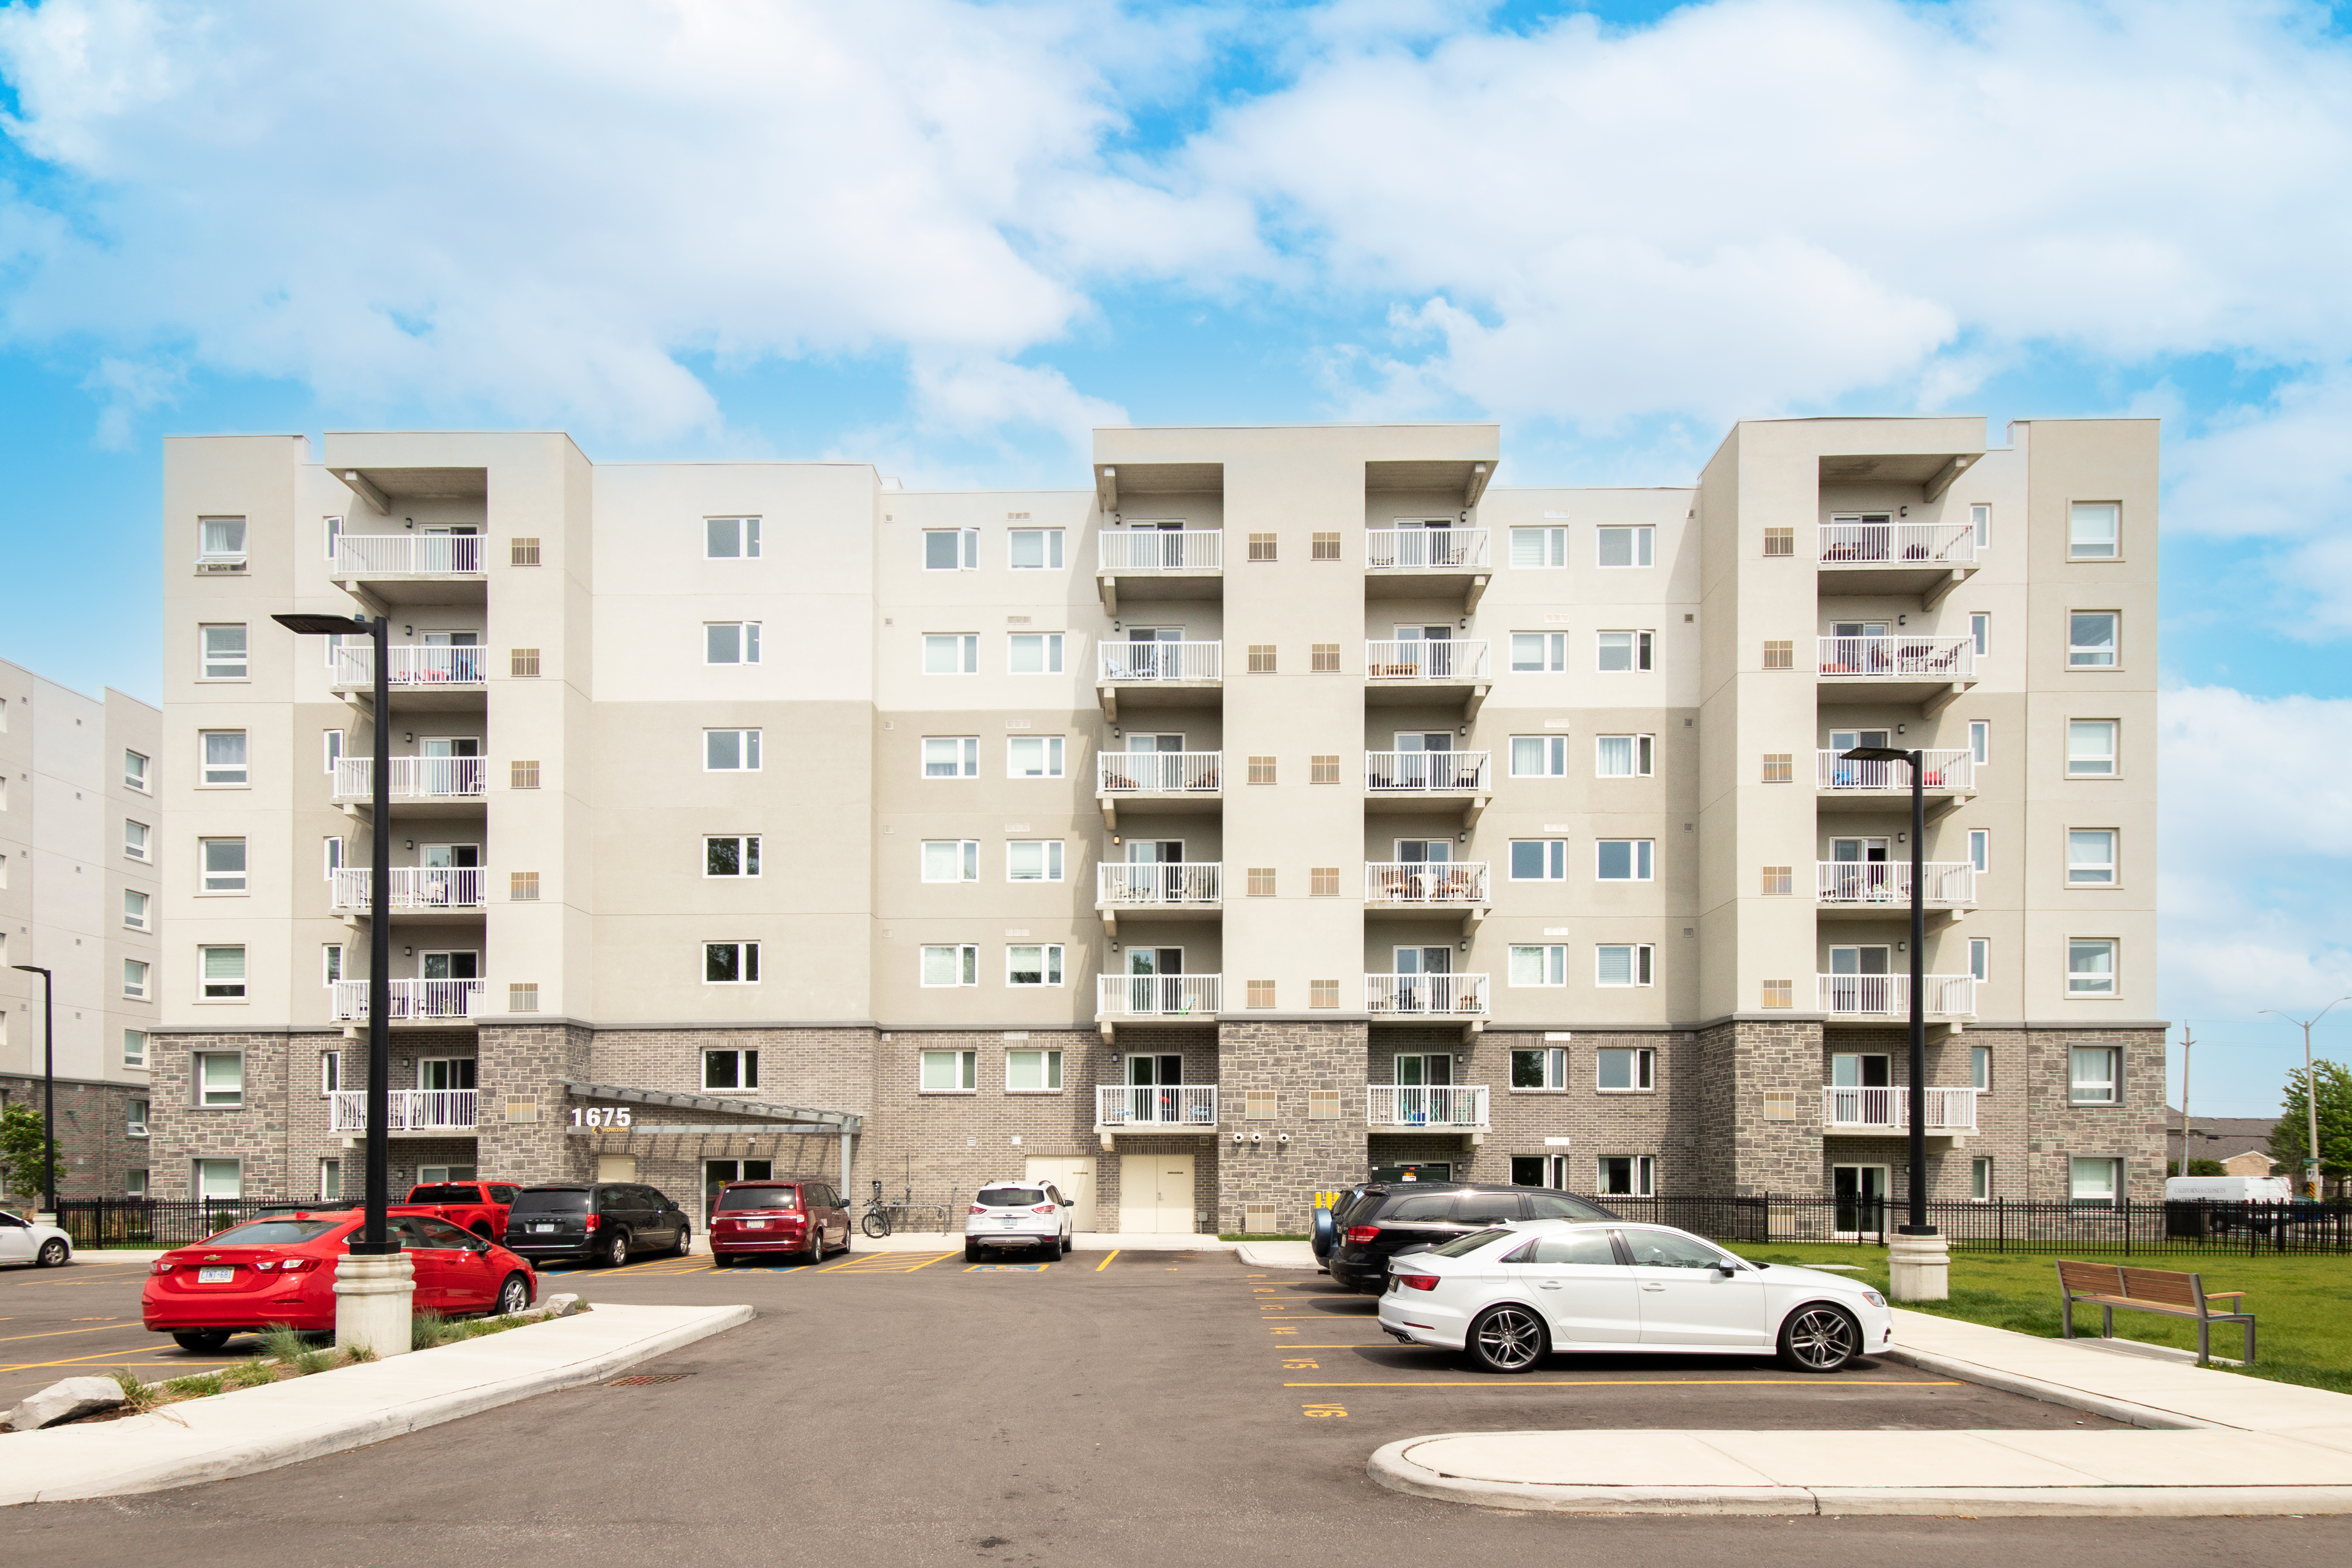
[[148, 417, 2163, 1232], [0, 659, 161, 1207]]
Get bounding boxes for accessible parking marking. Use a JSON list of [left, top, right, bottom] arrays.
[[818, 1250, 957, 1274]]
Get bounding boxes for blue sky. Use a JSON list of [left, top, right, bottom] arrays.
[[2, 0, 2350, 1113]]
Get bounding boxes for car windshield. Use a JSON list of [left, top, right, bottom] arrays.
[[202, 1219, 346, 1247], [1425, 1227, 1516, 1258], [510, 1190, 591, 1215], [978, 1188, 1044, 1208], [408, 1185, 478, 1204], [717, 1187, 799, 1211]]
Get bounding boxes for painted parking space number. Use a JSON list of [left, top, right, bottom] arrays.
[[1302, 1403, 1348, 1419]]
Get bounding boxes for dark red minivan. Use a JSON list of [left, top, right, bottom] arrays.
[[708, 1181, 852, 1266]]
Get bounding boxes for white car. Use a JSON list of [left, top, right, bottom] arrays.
[[0, 1209, 73, 1269], [1377, 1218, 1892, 1373], [964, 1181, 1077, 1261]]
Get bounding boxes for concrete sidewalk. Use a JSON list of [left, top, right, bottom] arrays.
[[1369, 1307, 2352, 1517], [0, 1300, 750, 1506], [845, 1230, 1242, 1254]]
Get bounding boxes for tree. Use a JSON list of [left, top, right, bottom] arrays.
[[2269, 1061, 2352, 1196], [2168, 1158, 2225, 1178], [0, 1105, 55, 1201]]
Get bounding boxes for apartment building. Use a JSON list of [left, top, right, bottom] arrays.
[[148, 417, 2163, 1231], [0, 659, 162, 1207]]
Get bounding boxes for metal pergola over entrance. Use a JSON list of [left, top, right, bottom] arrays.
[[559, 1081, 864, 1191]]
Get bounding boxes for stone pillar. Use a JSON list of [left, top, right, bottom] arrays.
[[1216, 1018, 1366, 1234], [334, 1252, 416, 1357], [1888, 1229, 1950, 1301]]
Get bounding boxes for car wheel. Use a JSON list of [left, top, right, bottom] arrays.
[[964, 1239, 982, 1261], [496, 1272, 532, 1316], [601, 1231, 630, 1268], [804, 1228, 824, 1267], [671, 1223, 692, 1258], [1465, 1305, 1548, 1374], [1060, 1231, 1073, 1256], [35, 1238, 68, 1267], [172, 1329, 231, 1353], [1778, 1304, 1861, 1373]]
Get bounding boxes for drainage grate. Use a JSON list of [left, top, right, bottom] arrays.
[[607, 1372, 691, 1387]]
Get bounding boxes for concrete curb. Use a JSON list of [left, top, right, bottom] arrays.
[[1878, 1342, 2210, 1431], [1234, 1240, 1320, 1270], [0, 1301, 751, 1506]]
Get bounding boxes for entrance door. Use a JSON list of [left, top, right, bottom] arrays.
[[1127, 840, 1185, 903], [1128, 949, 1183, 1014], [1118, 1152, 1194, 1234], [420, 737, 483, 797], [1833, 1165, 1890, 1236], [421, 629, 481, 681], [1826, 621, 1889, 675], [1826, 837, 1892, 902], [1027, 1157, 1097, 1233], [1394, 1051, 1453, 1124], [1828, 1054, 1893, 1128], [1124, 628, 1183, 681], [418, 843, 481, 909], [1126, 1053, 1185, 1124], [1825, 730, 1891, 786], [1826, 945, 1891, 1012], [1394, 946, 1451, 1014]]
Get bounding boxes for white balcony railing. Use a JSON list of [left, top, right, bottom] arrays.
[[332, 756, 490, 802], [1816, 974, 1977, 1017], [329, 978, 486, 1022], [1098, 530, 1223, 573], [1097, 751, 1223, 794], [332, 644, 488, 688], [1365, 639, 1491, 681], [331, 867, 489, 912], [1815, 862, 1977, 906], [1820, 1085, 1981, 1133], [1818, 523, 1975, 566], [336, 534, 486, 577], [1366, 973, 1489, 1016], [328, 1088, 479, 1133], [1366, 528, 1490, 571], [1099, 641, 1223, 682], [1367, 1084, 1490, 1128], [1365, 862, 1490, 905], [1365, 751, 1489, 792], [1097, 862, 1222, 906], [1096, 973, 1222, 1019], [1817, 637, 1975, 680], [1815, 749, 1974, 792], [1094, 1084, 1220, 1128]]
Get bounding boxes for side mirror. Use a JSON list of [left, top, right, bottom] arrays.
[[1715, 1263, 1738, 1277]]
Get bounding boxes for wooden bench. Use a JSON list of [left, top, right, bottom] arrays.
[[2057, 1259, 2255, 1366]]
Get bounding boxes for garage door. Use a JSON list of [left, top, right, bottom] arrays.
[[1118, 1153, 1194, 1234], [1025, 1156, 1096, 1233]]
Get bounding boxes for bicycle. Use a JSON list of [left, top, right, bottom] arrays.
[[860, 1179, 900, 1239]]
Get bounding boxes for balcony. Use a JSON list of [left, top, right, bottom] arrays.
[[334, 534, 488, 604], [1815, 862, 1976, 912], [1820, 1084, 1980, 1136], [1817, 973, 1977, 1020], [328, 1088, 479, 1134], [1096, 973, 1221, 1028], [1096, 641, 1221, 720], [1366, 529, 1492, 608], [1096, 862, 1221, 935], [1366, 973, 1488, 1018], [1816, 748, 1974, 802], [1096, 529, 1222, 613], [1095, 751, 1222, 828], [1364, 862, 1490, 920], [332, 756, 490, 811], [329, 978, 486, 1023], [1816, 635, 1976, 711], [1365, 639, 1491, 715], [1365, 751, 1490, 822], [1094, 1084, 1220, 1132], [1818, 522, 1977, 603], [1367, 1084, 1490, 1129], [330, 866, 489, 916], [330, 644, 488, 709]]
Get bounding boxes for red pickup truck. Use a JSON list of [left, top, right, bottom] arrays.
[[403, 1182, 523, 1242]]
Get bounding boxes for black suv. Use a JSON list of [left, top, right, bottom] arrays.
[[504, 1183, 693, 1267], [1325, 1183, 1618, 1293]]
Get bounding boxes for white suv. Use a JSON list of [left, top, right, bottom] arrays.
[[964, 1182, 1076, 1261]]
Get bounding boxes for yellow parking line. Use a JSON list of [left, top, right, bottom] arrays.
[[0, 1323, 143, 1347], [1, 1345, 263, 1375], [817, 1250, 956, 1274], [1280, 1379, 1964, 1388], [1094, 1250, 1119, 1272]]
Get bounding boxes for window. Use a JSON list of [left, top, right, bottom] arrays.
[[1008, 633, 1064, 673], [1596, 945, 1655, 987], [1969, 829, 1989, 874], [510, 760, 540, 789], [1596, 630, 1654, 672], [924, 737, 980, 778], [126, 1098, 149, 1138], [324, 513, 343, 559], [1006, 1049, 1063, 1091], [1312, 532, 1341, 561], [1597, 735, 1655, 777], [1760, 866, 1793, 896], [200, 624, 248, 679], [1595, 525, 1655, 567], [1247, 867, 1276, 897], [320, 1050, 341, 1094], [1510, 632, 1567, 672], [921, 1050, 978, 1091], [1509, 946, 1567, 987], [923, 529, 978, 570], [1007, 945, 1063, 986], [1007, 737, 1065, 778], [2070, 1156, 2122, 1207], [1310, 979, 1340, 1007], [924, 840, 979, 882], [324, 836, 343, 882], [123, 1030, 147, 1070], [1761, 979, 1793, 1007], [1510, 526, 1567, 568], [1311, 642, 1340, 672], [194, 1158, 241, 1199], [922, 945, 979, 987], [704, 1049, 760, 1091], [196, 1051, 244, 1105], [1597, 1155, 1655, 1197], [1006, 841, 1063, 882], [315, 1160, 340, 1203], [322, 944, 343, 986], [511, 647, 541, 677], [1762, 639, 1793, 670], [200, 946, 246, 999], [1970, 938, 1990, 983], [1247, 755, 1276, 785], [2070, 1046, 2121, 1104], [1008, 529, 1064, 569], [695, 835, 759, 878], [198, 516, 247, 563], [705, 728, 762, 771], [924, 634, 979, 674], [2067, 720, 2118, 777], [1238, 644, 1274, 675], [1969, 721, 1989, 766], [1512, 1047, 1568, 1089], [1246, 980, 1276, 1009], [2069, 612, 2118, 668], [1310, 755, 1340, 784], [1971, 1157, 1992, 1201], [123, 889, 150, 931], [323, 730, 342, 775], [125, 750, 149, 790], [1971, 613, 1990, 658], [1310, 866, 1340, 896], [704, 942, 760, 984], [123, 959, 149, 999], [1511, 735, 1568, 776], [1510, 840, 1567, 880], [705, 622, 761, 664], [1762, 526, 1795, 557], [2069, 502, 2120, 560], [510, 535, 541, 566], [1597, 1047, 1656, 1091], [1971, 503, 1992, 549], [2067, 829, 2117, 886], [200, 838, 247, 893], [125, 821, 151, 861], [1247, 532, 1277, 561], [1971, 1045, 1992, 1091], [1595, 840, 1654, 881], [706, 517, 761, 558], [201, 730, 248, 786], [2068, 938, 2118, 996]]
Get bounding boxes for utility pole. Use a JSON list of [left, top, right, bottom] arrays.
[[2178, 1026, 2193, 1174], [2262, 999, 2349, 1200]]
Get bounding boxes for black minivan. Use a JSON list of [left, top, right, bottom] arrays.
[[505, 1183, 693, 1267], [1325, 1183, 1618, 1293]]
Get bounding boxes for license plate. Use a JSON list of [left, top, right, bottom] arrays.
[[1000, 1218, 1019, 1227], [198, 1267, 234, 1283], [745, 1220, 768, 1230], [532, 1223, 555, 1233]]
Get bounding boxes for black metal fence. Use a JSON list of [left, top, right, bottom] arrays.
[[1597, 1194, 2352, 1256], [50, 1198, 310, 1249]]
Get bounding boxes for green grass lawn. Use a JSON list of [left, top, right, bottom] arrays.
[[1737, 1243, 2352, 1396]]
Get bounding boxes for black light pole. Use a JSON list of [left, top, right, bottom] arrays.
[[9, 964, 55, 1216], [1841, 746, 1935, 1238], [274, 612, 395, 1257]]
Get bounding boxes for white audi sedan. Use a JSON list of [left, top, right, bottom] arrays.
[[1377, 1218, 1892, 1373]]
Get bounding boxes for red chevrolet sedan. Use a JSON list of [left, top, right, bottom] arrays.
[[143, 1208, 537, 1352]]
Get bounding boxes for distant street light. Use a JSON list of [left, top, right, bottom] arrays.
[[2261, 997, 2351, 1200], [9, 964, 55, 1218]]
